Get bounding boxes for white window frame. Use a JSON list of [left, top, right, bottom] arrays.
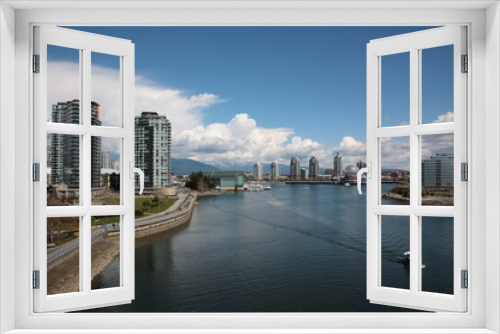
[[1, 1, 499, 333], [366, 26, 467, 312], [33, 25, 136, 313]]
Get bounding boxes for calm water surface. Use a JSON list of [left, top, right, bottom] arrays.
[[89, 184, 453, 312]]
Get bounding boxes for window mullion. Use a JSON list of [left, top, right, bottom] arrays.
[[409, 47, 420, 294], [81, 48, 92, 294]]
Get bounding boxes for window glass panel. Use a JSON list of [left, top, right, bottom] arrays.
[[47, 45, 81, 124], [381, 215, 410, 290], [381, 52, 410, 127], [47, 133, 80, 206], [47, 217, 80, 295], [421, 45, 454, 124], [91, 216, 121, 290], [380, 137, 410, 205], [91, 137, 121, 205], [91, 52, 121, 127], [421, 216, 454, 294], [421, 134, 454, 206]]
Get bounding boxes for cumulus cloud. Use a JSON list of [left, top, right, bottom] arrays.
[[175, 113, 298, 164], [432, 111, 454, 123]]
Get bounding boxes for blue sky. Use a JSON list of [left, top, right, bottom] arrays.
[[50, 26, 454, 168]]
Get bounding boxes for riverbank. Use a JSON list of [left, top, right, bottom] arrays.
[[47, 193, 197, 295], [383, 186, 454, 206], [47, 236, 120, 295], [195, 189, 247, 197]]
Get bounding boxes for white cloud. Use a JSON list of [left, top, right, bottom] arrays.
[[380, 137, 410, 170], [432, 111, 454, 123], [175, 113, 298, 165]]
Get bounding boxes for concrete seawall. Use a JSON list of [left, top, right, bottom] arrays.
[[134, 205, 194, 239]]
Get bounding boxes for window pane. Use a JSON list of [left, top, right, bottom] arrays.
[[47, 133, 80, 206], [421, 134, 454, 206], [380, 137, 410, 205], [381, 52, 410, 127], [421, 45, 454, 124], [421, 217, 454, 294], [47, 45, 81, 124], [381, 215, 410, 290], [47, 217, 80, 295], [91, 52, 121, 127], [91, 137, 121, 205], [91, 216, 121, 290]]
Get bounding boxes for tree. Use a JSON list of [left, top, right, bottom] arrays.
[[185, 171, 215, 191]]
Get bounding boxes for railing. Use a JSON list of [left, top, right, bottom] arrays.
[[47, 228, 105, 267]]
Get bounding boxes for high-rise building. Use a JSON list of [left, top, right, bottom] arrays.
[[111, 159, 120, 171], [102, 150, 112, 169], [50, 100, 102, 189], [309, 156, 320, 178], [90, 102, 102, 188], [290, 157, 300, 180], [135, 111, 172, 188], [333, 152, 344, 177], [422, 153, 454, 188], [271, 161, 280, 181], [300, 168, 309, 180], [253, 162, 263, 181]]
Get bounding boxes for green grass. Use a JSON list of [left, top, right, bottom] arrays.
[[92, 196, 178, 226], [102, 197, 121, 206], [148, 198, 178, 213], [93, 216, 120, 225]]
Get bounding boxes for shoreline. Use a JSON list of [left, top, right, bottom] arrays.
[[47, 236, 121, 295], [382, 191, 454, 206], [47, 194, 196, 295]]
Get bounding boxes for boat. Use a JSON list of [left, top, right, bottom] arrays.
[[403, 251, 426, 268], [245, 182, 271, 191], [344, 183, 351, 187]]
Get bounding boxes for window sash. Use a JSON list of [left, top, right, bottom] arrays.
[[366, 26, 467, 312], [33, 25, 136, 313]]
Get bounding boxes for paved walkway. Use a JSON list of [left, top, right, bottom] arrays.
[[134, 191, 190, 224]]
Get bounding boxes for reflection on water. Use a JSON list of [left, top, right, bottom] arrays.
[[87, 184, 452, 312]]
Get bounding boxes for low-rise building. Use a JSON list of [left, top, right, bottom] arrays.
[[202, 170, 245, 189]]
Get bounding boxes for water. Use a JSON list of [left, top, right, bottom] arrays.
[[89, 184, 453, 312]]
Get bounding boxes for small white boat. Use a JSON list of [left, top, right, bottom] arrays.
[[344, 183, 351, 187], [403, 251, 426, 268]]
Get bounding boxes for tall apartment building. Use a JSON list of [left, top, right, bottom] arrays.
[[271, 161, 280, 181], [50, 100, 102, 189], [253, 162, 263, 181], [102, 150, 112, 169], [300, 167, 309, 181], [135, 111, 172, 188], [333, 152, 344, 177], [309, 156, 320, 178], [290, 157, 300, 180], [422, 153, 454, 188]]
